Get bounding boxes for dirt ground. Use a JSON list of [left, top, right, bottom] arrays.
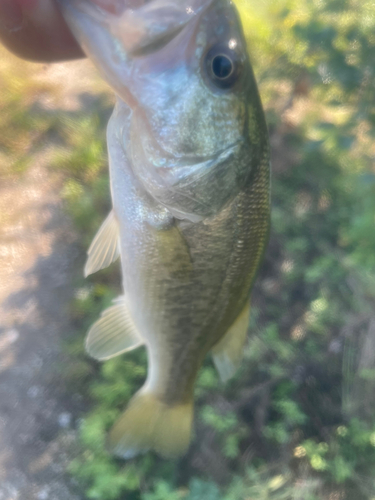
[[0, 57, 106, 500], [0, 163, 84, 500]]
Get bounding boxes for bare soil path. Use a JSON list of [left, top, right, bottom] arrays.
[[0, 164, 83, 500], [0, 56, 106, 500]]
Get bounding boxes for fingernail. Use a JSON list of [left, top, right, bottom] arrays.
[[0, 0, 24, 31]]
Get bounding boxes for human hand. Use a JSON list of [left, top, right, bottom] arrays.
[[0, 0, 84, 61]]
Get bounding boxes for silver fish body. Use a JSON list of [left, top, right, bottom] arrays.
[[59, 0, 270, 458]]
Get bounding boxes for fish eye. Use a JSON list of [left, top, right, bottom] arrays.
[[204, 44, 242, 90], [212, 54, 233, 79]]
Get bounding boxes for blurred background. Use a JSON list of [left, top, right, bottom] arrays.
[[0, 0, 375, 498]]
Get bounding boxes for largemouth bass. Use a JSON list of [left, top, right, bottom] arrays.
[[58, 0, 270, 459]]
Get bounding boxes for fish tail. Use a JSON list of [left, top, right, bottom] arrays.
[[107, 389, 194, 459]]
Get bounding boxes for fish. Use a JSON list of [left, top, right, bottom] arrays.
[[58, 0, 271, 459]]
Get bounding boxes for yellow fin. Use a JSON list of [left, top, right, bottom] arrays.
[[85, 296, 143, 361], [153, 224, 193, 279], [84, 210, 120, 277], [108, 390, 193, 459], [211, 304, 250, 382]]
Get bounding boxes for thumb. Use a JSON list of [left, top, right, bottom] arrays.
[[0, 0, 84, 62]]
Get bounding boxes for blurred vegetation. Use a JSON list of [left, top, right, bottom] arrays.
[[1, 0, 375, 498]]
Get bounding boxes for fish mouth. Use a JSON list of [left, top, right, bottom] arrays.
[[63, 0, 215, 58]]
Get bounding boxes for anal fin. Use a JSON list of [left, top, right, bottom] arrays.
[[84, 210, 120, 277], [211, 303, 250, 383], [85, 296, 143, 361]]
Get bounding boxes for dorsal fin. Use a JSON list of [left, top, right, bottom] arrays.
[[84, 210, 120, 277], [85, 296, 143, 361], [211, 304, 250, 382]]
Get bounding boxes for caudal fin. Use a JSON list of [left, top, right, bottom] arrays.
[[108, 390, 193, 459]]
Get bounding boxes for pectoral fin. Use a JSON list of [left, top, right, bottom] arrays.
[[212, 304, 250, 383], [153, 224, 193, 279], [85, 296, 143, 361], [84, 210, 120, 277]]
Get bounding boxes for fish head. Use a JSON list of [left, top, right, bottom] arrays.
[[59, 0, 268, 221]]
